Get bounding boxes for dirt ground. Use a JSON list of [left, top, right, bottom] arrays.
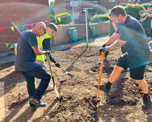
[[1, 45, 152, 122]]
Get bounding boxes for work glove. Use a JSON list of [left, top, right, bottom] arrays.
[[45, 51, 50, 55], [102, 44, 106, 48], [55, 62, 61, 68], [99, 47, 105, 54], [105, 51, 109, 59], [102, 44, 109, 58]]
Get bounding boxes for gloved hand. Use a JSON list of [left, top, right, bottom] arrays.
[[105, 51, 109, 58], [55, 62, 61, 68], [99, 47, 105, 54], [45, 51, 50, 55], [102, 44, 106, 48]]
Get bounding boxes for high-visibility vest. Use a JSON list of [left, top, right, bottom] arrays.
[[36, 31, 51, 62]]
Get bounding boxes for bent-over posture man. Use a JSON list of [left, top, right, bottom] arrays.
[[96, 6, 151, 109], [15, 22, 51, 108], [35, 23, 60, 90], [104, 20, 126, 61]]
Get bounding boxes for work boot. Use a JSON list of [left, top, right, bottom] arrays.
[[29, 97, 46, 107], [95, 83, 110, 95], [29, 103, 38, 112], [142, 95, 151, 109]]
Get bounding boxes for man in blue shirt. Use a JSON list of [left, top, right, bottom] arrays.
[[15, 22, 51, 108], [96, 6, 151, 109]]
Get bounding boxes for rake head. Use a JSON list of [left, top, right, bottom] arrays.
[[64, 71, 74, 78]]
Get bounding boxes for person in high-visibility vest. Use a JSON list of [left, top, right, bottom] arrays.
[[35, 23, 60, 90]]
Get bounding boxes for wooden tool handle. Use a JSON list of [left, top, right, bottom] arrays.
[[46, 54, 53, 76]]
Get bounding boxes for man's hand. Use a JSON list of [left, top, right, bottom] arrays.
[[45, 51, 50, 55], [102, 44, 106, 48], [99, 47, 105, 54], [55, 62, 61, 68]]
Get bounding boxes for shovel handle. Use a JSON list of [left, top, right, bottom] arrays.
[[96, 52, 105, 98], [117, 48, 121, 61], [14, 48, 17, 55], [46, 54, 60, 99], [60, 66, 66, 73], [46, 54, 53, 76]]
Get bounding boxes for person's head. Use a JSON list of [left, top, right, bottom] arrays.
[[147, 4, 152, 12], [139, 10, 144, 16], [47, 23, 58, 37], [109, 5, 127, 24], [32, 22, 47, 37]]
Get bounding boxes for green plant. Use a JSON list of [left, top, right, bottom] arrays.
[[50, 15, 57, 24], [89, 14, 110, 23], [124, 4, 145, 20], [56, 12, 72, 25], [143, 3, 150, 10]]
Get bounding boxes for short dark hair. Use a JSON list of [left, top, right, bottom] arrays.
[[109, 5, 126, 18], [47, 23, 58, 31]]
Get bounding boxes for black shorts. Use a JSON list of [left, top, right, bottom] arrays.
[[117, 53, 149, 80]]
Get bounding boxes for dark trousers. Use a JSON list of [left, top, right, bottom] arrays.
[[21, 65, 51, 100]]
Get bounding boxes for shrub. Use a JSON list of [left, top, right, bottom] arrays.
[[143, 3, 150, 10], [50, 15, 57, 24], [56, 12, 72, 25], [124, 4, 145, 20], [89, 14, 110, 23]]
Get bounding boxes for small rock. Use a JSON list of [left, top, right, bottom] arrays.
[[135, 120, 140, 122], [104, 114, 107, 117], [108, 108, 111, 110], [45, 116, 50, 120]]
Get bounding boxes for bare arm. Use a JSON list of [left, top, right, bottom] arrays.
[[141, 13, 148, 17], [105, 32, 119, 46], [148, 14, 152, 17], [139, 15, 148, 22], [112, 22, 117, 31], [105, 39, 127, 51], [32, 46, 46, 55]]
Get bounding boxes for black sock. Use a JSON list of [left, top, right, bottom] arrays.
[[143, 93, 149, 97], [106, 81, 112, 90]]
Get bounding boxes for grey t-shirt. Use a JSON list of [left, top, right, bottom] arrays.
[[116, 15, 150, 56], [15, 30, 39, 71]]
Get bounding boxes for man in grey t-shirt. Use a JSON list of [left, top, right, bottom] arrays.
[[96, 6, 151, 109], [15, 22, 51, 109]]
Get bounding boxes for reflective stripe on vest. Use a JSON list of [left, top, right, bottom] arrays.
[[36, 32, 51, 62]]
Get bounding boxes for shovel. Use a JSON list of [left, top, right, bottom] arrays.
[[96, 52, 105, 98], [46, 54, 61, 100], [60, 66, 74, 78], [117, 48, 121, 61]]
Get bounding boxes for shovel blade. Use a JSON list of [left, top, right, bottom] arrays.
[[52, 76, 60, 99], [96, 90, 100, 98], [54, 85, 60, 99]]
